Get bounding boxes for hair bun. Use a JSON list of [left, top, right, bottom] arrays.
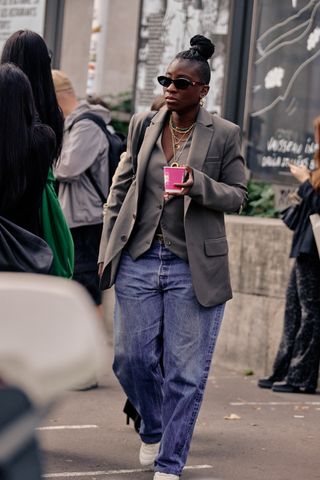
[[190, 35, 215, 60]]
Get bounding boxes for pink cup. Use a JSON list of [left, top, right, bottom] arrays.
[[163, 166, 186, 193]]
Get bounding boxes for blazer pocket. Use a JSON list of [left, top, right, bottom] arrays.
[[206, 156, 220, 163], [204, 237, 228, 257]]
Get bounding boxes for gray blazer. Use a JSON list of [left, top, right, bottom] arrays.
[[98, 106, 247, 307]]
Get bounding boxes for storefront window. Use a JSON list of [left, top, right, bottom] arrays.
[[246, 0, 320, 185], [0, 0, 46, 52]]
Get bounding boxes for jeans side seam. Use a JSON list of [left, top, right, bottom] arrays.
[[175, 303, 224, 459]]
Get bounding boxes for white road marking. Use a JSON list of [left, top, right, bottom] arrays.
[[43, 464, 213, 478], [37, 425, 98, 431], [230, 401, 320, 406]]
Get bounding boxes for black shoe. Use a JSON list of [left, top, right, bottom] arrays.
[[123, 398, 141, 433], [301, 387, 317, 394], [272, 382, 300, 393], [258, 377, 274, 389]]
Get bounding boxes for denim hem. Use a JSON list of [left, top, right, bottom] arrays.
[[155, 469, 181, 477], [140, 434, 162, 444]]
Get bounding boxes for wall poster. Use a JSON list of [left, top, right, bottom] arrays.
[[247, 0, 320, 184], [134, 0, 230, 114], [0, 0, 46, 53]]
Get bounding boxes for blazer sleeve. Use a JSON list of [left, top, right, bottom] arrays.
[[189, 126, 247, 213], [98, 115, 136, 262]]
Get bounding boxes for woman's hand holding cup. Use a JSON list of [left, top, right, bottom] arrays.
[[164, 165, 194, 199]]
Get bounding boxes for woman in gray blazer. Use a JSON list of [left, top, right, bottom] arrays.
[[99, 35, 247, 479]]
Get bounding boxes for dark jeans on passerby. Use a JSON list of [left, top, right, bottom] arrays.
[[271, 254, 320, 390], [71, 223, 103, 305]]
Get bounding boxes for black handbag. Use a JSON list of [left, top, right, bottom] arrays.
[[0, 216, 53, 274], [280, 204, 301, 231]]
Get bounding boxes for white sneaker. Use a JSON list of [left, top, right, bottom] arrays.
[[153, 473, 179, 479], [139, 441, 160, 466]]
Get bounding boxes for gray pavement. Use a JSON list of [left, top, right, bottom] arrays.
[[39, 357, 320, 480]]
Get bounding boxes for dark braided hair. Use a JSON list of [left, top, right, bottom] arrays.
[[175, 35, 215, 84]]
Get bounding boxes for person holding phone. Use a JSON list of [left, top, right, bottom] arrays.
[[258, 124, 320, 394], [98, 35, 247, 479]]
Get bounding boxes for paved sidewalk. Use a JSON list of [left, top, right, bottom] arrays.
[[40, 359, 320, 480]]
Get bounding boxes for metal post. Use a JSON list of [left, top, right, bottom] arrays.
[[43, 0, 65, 68], [222, 0, 254, 130]]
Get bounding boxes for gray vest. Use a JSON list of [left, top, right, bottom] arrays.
[[127, 134, 191, 261]]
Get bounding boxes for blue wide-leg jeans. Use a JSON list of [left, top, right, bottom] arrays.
[[113, 242, 225, 476]]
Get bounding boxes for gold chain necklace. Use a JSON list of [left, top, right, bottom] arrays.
[[169, 115, 195, 134], [169, 125, 194, 167], [169, 116, 195, 151], [170, 129, 190, 149]]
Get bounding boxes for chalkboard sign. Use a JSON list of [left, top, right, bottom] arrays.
[[247, 0, 320, 184]]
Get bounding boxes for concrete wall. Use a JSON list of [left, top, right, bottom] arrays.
[[215, 215, 293, 376], [59, 0, 94, 97]]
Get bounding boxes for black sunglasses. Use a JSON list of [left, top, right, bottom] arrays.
[[157, 75, 205, 90]]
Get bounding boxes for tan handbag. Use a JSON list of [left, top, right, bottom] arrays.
[[310, 213, 320, 257]]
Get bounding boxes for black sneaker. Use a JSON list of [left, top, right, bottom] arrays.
[[301, 387, 317, 394], [257, 377, 274, 389], [272, 382, 300, 393]]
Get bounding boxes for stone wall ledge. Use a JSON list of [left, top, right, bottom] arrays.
[[215, 215, 292, 375]]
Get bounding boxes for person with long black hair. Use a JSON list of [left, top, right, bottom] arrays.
[[1, 30, 73, 278], [0, 63, 55, 234], [98, 35, 247, 479], [1, 29, 63, 159]]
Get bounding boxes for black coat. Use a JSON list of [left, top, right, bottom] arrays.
[[290, 180, 320, 258]]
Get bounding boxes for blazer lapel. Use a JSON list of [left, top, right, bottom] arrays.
[[184, 108, 214, 213], [136, 108, 168, 196], [185, 108, 214, 170]]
